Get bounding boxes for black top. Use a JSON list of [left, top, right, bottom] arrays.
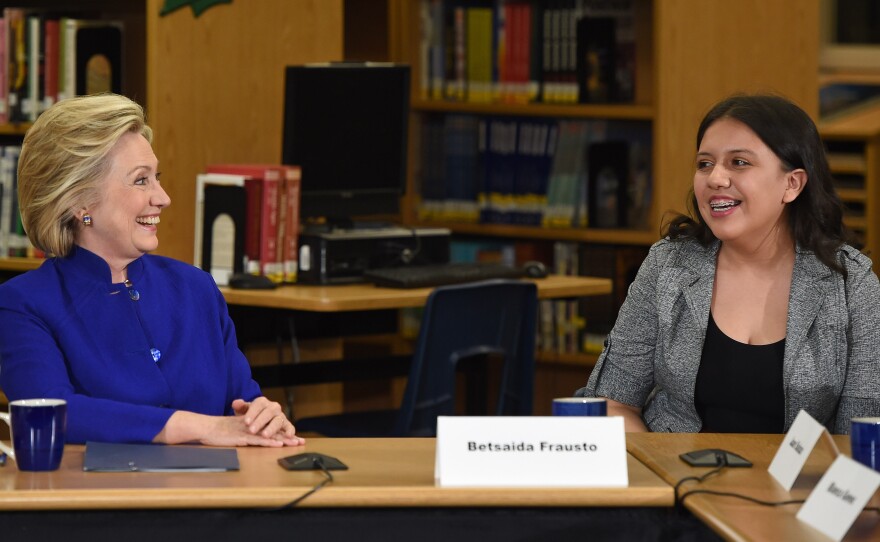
[[694, 314, 786, 433]]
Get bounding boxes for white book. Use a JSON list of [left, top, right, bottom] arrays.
[[193, 173, 246, 284]]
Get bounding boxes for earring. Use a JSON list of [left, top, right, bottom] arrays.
[[82, 214, 92, 227]]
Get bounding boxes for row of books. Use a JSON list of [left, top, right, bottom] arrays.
[[417, 113, 651, 229], [0, 145, 36, 258], [1, 7, 123, 124], [444, 238, 593, 355], [418, 0, 635, 105], [195, 164, 301, 286]]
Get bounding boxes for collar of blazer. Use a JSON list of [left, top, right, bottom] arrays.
[[670, 240, 833, 358]]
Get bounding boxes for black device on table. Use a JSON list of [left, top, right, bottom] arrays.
[[363, 261, 548, 289], [278, 452, 349, 471], [228, 273, 277, 290], [679, 449, 752, 468]]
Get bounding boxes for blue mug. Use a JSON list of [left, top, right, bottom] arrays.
[[0, 399, 67, 471], [851, 417, 880, 472], [552, 397, 607, 416]]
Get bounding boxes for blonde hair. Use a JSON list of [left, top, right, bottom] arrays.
[[18, 93, 153, 257]]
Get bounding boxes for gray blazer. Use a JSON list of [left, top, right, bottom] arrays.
[[579, 238, 880, 434]]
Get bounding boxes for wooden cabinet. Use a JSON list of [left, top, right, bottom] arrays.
[[387, 0, 820, 245], [820, 106, 880, 270]]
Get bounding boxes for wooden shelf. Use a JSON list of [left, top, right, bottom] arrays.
[[820, 104, 880, 138], [845, 216, 868, 230], [412, 99, 655, 121], [0, 257, 43, 272], [0, 123, 30, 136], [837, 188, 868, 202], [819, 103, 880, 270], [827, 153, 867, 174]]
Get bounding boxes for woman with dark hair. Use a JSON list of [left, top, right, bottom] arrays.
[[580, 94, 880, 434]]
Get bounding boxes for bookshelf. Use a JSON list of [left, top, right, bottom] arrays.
[[819, 104, 880, 270], [0, 0, 146, 263], [389, 0, 821, 245], [380, 0, 821, 365]]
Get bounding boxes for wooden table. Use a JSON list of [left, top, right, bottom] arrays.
[[219, 274, 612, 312], [0, 438, 668, 509], [627, 433, 880, 541], [0, 438, 713, 542]]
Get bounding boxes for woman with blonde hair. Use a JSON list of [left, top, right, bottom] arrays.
[[0, 94, 304, 447]]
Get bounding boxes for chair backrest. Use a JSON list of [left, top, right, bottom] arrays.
[[393, 279, 538, 436]]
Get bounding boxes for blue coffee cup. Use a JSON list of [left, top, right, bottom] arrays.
[[851, 417, 880, 472], [552, 397, 607, 416], [0, 399, 67, 471]]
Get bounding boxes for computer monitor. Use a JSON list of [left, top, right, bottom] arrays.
[[281, 63, 410, 228]]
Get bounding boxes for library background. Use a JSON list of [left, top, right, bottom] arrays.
[[0, 0, 877, 421]]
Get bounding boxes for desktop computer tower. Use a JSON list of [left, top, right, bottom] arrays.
[[297, 227, 451, 284]]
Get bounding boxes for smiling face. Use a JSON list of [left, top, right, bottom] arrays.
[[76, 131, 170, 272], [694, 117, 806, 249]]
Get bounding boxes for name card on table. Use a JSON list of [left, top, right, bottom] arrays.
[[434, 416, 628, 487], [795, 455, 880, 541], [769, 409, 828, 490]]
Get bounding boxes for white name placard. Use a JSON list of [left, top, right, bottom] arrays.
[[768, 409, 827, 490], [434, 416, 628, 487], [796, 455, 880, 541]]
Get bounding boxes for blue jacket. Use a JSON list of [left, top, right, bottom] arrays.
[[0, 246, 262, 443], [581, 238, 880, 434]]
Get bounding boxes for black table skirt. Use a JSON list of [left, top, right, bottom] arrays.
[[2, 507, 721, 542]]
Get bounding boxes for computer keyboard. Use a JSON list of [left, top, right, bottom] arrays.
[[364, 262, 535, 289]]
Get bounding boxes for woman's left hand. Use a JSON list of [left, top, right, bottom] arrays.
[[232, 397, 305, 446]]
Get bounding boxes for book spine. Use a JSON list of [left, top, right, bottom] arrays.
[[61, 18, 76, 101], [259, 170, 282, 282], [0, 17, 7, 124], [0, 147, 11, 257], [43, 18, 58, 109], [243, 178, 263, 274], [6, 9, 25, 123], [26, 15, 40, 121], [281, 166, 301, 282]]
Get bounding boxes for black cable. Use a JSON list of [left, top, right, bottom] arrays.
[[675, 460, 880, 512], [678, 489, 805, 508], [673, 462, 727, 507], [261, 457, 335, 511], [400, 227, 421, 265]]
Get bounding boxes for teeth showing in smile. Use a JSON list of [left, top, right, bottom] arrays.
[[136, 216, 160, 225], [709, 200, 740, 212]]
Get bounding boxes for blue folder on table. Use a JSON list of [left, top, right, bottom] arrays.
[[83, 441, 240, 472]]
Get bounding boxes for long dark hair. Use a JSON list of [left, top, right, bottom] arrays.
[[664, 94, 849, 275]]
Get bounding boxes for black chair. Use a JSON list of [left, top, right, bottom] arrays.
[[294, 279, 539, 437]]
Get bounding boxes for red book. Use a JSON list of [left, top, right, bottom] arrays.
[[279, 165, 301, 282], [43, 18, 58, 108], [205, 164, 284, 282]]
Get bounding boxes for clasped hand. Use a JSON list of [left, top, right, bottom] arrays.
[[157, 397, 306, 447], [222, 397, 305, 447]]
